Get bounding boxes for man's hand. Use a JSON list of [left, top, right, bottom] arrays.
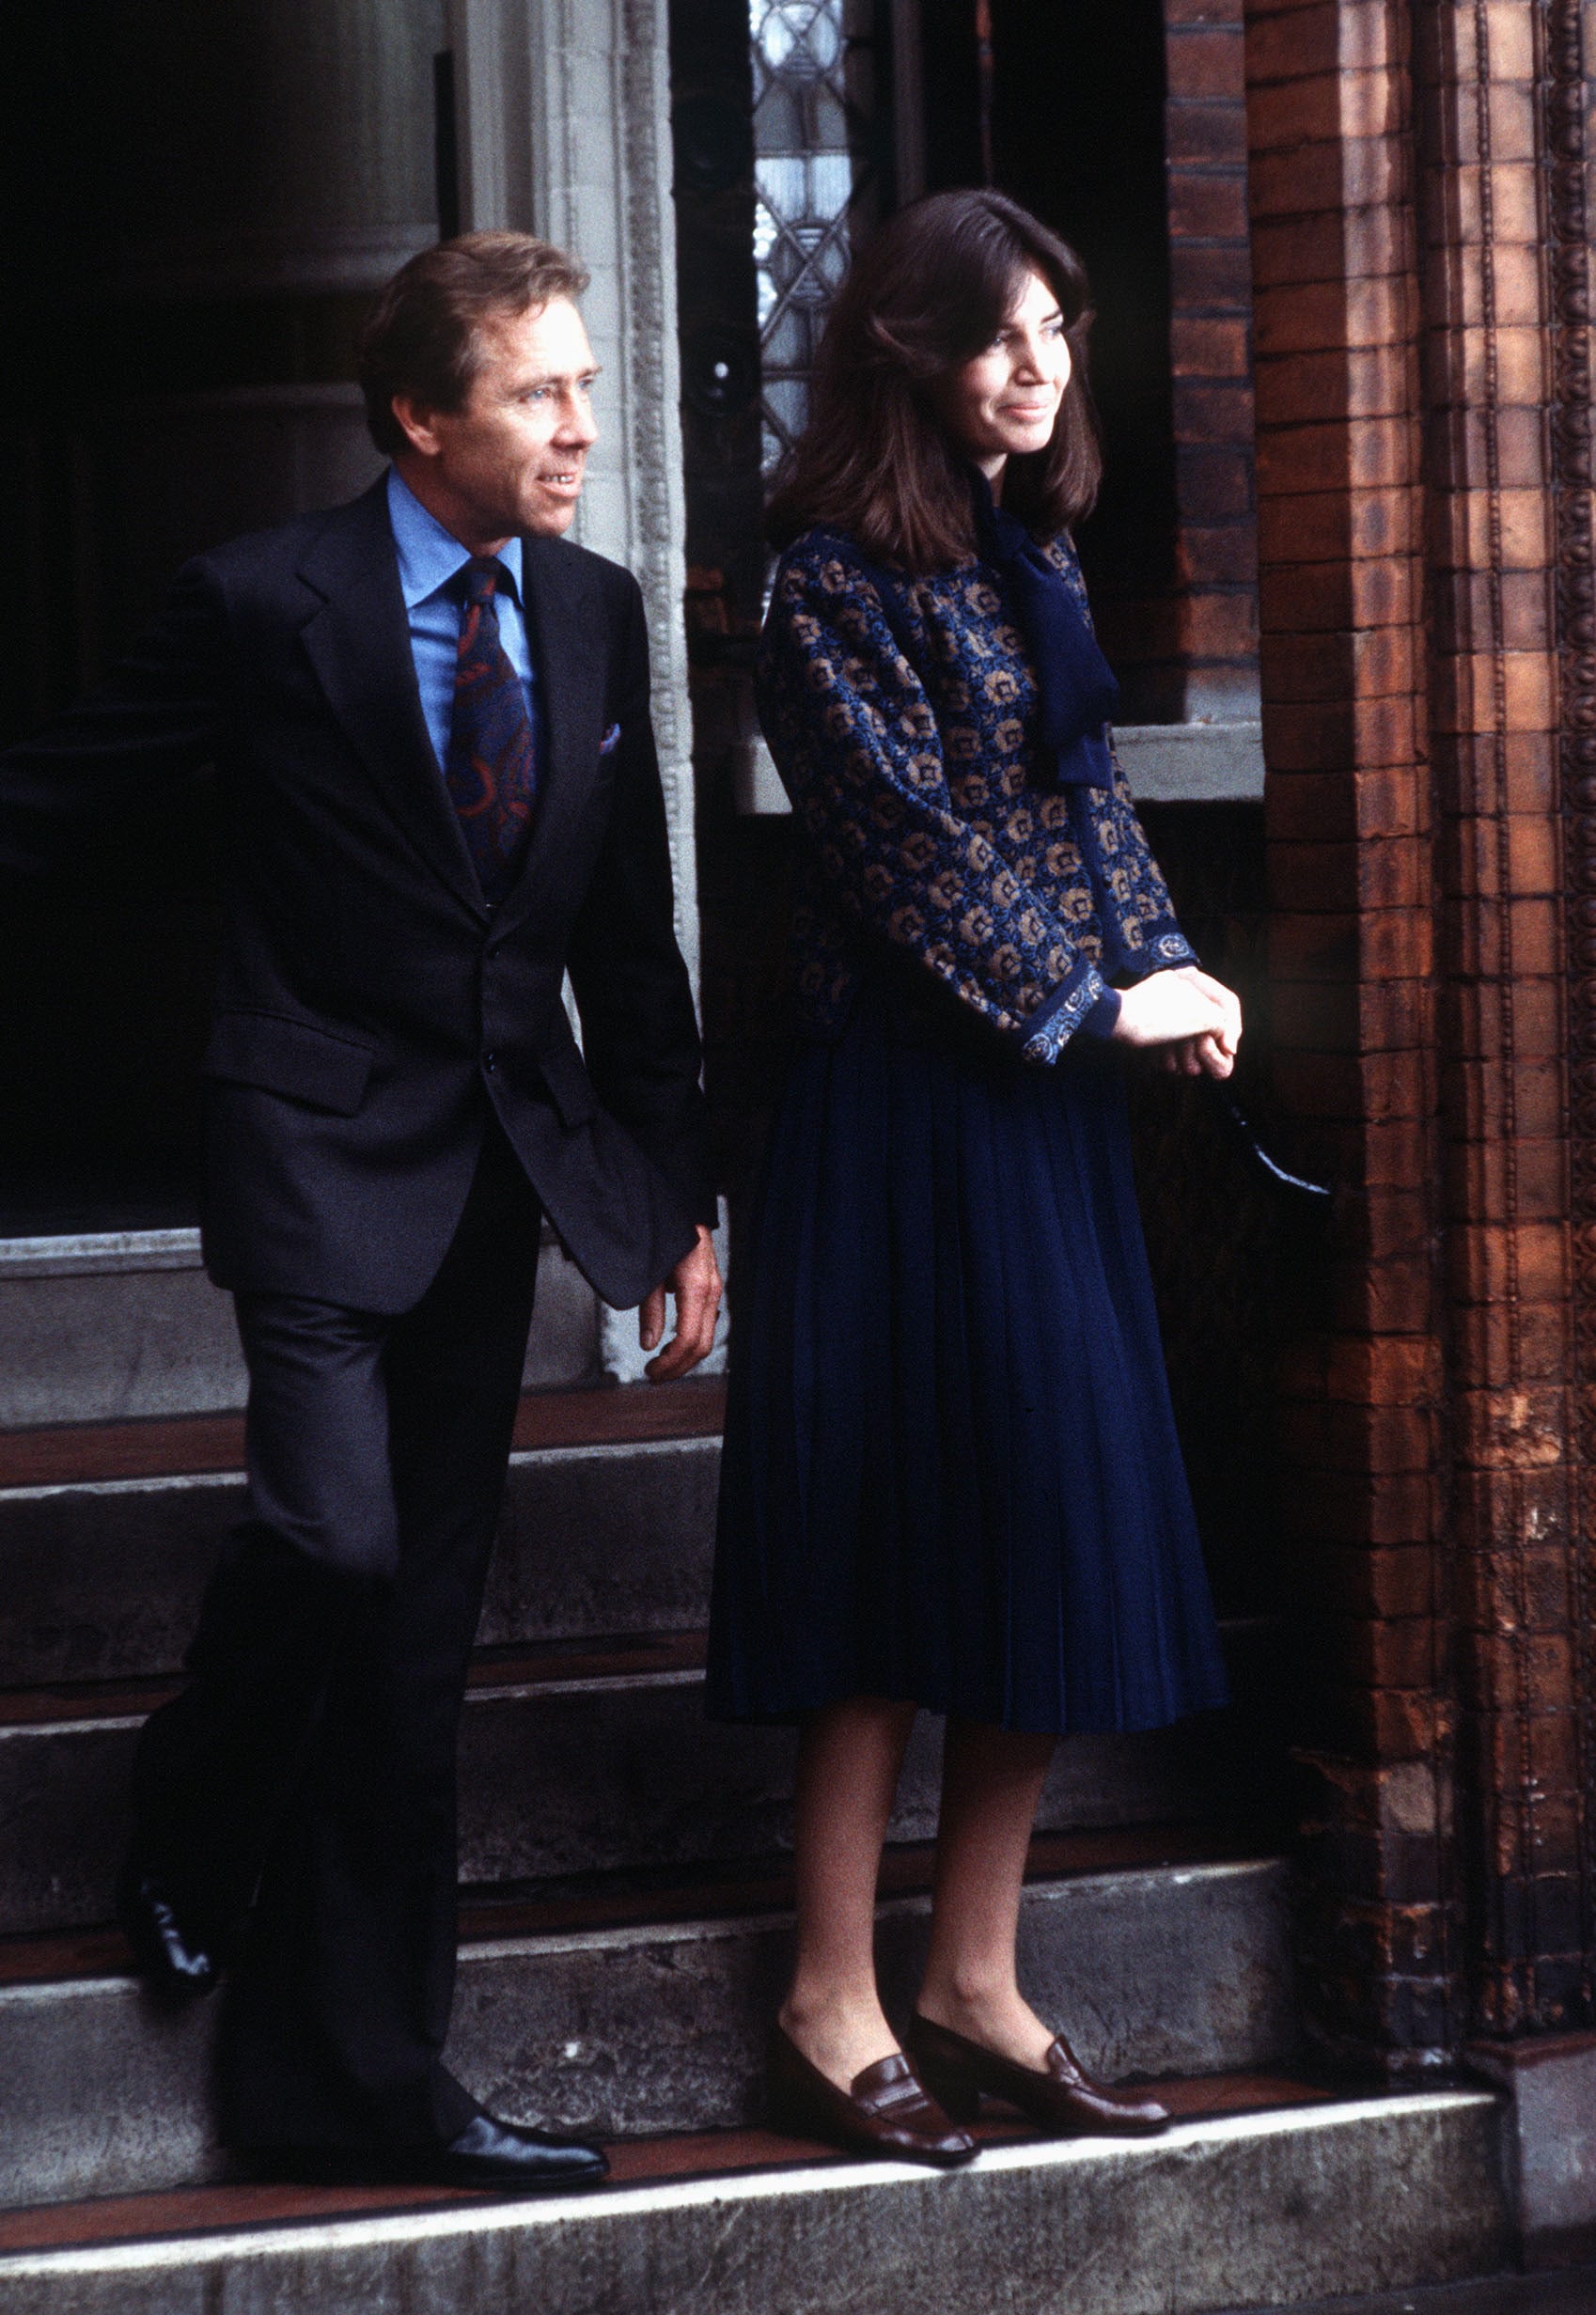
[[638, 1224, 723, 1382], [1112, 964, 1243, 1080]]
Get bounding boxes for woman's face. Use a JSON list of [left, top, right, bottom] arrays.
[[937, 266, 1071, 485]]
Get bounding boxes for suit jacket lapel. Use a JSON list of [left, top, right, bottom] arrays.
[[295, 479, 486, 919], [490, 533, 608, 942]]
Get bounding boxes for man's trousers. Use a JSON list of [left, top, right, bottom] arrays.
[[131, 1123, 542, 2148]]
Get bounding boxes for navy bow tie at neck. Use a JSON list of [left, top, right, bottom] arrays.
[[971, 470, 1119, 790]]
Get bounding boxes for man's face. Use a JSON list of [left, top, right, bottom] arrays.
[[393, 296, 600, 549]]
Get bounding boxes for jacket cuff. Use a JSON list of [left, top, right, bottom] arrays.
[[1019, 957, 1111, 1066], [1128, 928, 1200, 975], [1078, 984, 1122, 1039]]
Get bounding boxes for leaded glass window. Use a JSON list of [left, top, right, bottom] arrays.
[[750, 0, 882, 482]]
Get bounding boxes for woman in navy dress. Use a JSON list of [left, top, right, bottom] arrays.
[[706, 190, 1243, 2166]]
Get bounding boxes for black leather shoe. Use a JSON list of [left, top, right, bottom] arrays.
[[238, 2116, 610, 2194], [115, 1856, 219, 2000], [426, 2113, 609, 2191]]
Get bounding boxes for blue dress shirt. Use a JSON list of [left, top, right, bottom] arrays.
[[385, 466, 539, 773]]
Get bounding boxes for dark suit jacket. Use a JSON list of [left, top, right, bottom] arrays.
[[0, 477, 713, 1312]]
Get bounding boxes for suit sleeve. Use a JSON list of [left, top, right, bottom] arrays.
[[566, 576, 716, 1229], [0, 558, 234, 887], [755, 541, 1118, 1058]]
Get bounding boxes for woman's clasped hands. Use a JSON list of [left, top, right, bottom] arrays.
[[1111, 963, 1243, 1079]]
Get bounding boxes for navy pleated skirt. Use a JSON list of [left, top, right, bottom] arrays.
[[705, 980, 1229, 1736]]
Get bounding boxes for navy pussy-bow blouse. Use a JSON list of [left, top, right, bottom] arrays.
[[970, 471, 1119, 791]]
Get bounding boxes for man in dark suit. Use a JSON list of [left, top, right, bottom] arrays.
[[0, 233, 721, 2189]]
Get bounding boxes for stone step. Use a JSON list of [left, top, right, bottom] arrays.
[[0, 2084, 1506, 2315], [0, 1435, 723, 1687], [0, 1383, 728, 1687], [0, 1845, 1294, 2204], [0, 1379, 728, 1491], [0, 1634, 1271, 1937], [0, 1228, 605, 1430]]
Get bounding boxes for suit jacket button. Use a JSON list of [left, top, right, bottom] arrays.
[[483, 1052, 498, 1073]]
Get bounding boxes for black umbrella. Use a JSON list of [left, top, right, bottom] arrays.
[[1203, 1080, 1335, 1210]]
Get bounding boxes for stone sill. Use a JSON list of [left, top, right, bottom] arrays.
[[734, 721, 1267, 813]]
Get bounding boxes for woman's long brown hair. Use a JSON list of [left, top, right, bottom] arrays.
[[766, 189, 1103, 571]]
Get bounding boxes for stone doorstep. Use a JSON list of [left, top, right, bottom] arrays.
[[0, 1859, 1295, 2205], [0, 1647, 1259, 1937], [0, 2092, 1507, 2315]]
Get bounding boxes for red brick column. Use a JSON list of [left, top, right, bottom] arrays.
[[1243, 0, 1460, 2075], [1165, 0, 1263, 720], [1246, 0, 1596, 2075], [1543, 0, 1596, 2026]]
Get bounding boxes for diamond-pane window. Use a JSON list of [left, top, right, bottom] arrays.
[[750, 0, 880, 482]]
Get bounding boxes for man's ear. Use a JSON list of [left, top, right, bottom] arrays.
[[390, 395, 441, 459]]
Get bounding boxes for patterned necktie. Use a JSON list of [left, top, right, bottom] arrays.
[[444, 556, 538, 904]]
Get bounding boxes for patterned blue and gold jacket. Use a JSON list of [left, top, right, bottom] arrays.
[[756, 525, 1197, 1062]]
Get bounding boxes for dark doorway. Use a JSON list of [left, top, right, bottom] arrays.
[[0, 9, 426, 1234]]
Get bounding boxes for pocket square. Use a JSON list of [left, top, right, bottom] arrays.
[[599, 722, 622, 756]]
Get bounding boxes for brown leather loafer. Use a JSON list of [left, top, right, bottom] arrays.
[[766, 2024, 978, 2167], [905, 2011, 1170, 2137]]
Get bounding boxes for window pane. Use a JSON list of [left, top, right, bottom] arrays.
[[749, 0, 880, 484]]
